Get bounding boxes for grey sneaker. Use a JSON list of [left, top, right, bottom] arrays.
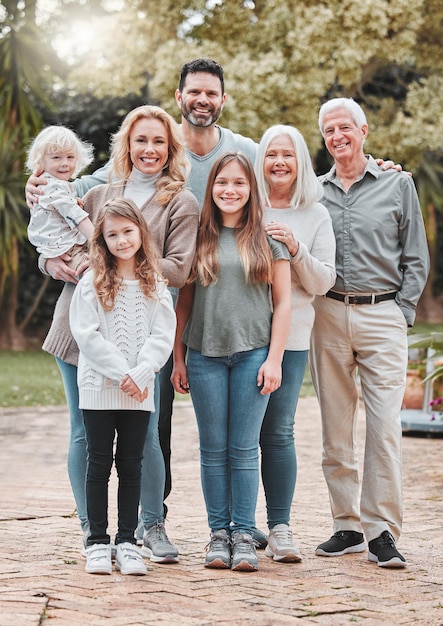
[[252, 527, 268, 549], [231, 532, 259, 572], [141, 522, 179, 563], [204, 529, 231, 569], [265, 524, 302, 562]]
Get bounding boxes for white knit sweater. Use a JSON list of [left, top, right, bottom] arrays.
[[69, 270, 176, 411], [265, 203, 336, 351]]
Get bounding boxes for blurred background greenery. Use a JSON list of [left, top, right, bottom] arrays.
[[1, 323, 442, 408], [0, 1, 442, 404]]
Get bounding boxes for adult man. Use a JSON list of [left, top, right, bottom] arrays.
[[310, 97, 429, 568], [175, 58, 257, 206], [140, 57, 265, 553]]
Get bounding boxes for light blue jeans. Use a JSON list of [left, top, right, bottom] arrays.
[[187, 346, 271, 535], [139, 287, 178, 529], [259, 349, 309, 529], [55, 357, 88, 532], [139, 372, 166, 527]]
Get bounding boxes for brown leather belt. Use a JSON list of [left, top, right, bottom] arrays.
[[326, 291, 397, 305]]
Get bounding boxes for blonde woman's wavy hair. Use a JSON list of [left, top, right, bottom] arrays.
[[109, 105, 189, 206], [192, 152, 273, 287], [91, 197, 163, 310]]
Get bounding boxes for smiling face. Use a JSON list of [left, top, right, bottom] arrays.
[[129, 117, 169, 175], [322, 107, 368, 163], [42, 149, 77, 181], [264, 134, 298, 195], [212, 160, 251, 227], [176, 71, 226, 128], [102, 214, 142, 271]]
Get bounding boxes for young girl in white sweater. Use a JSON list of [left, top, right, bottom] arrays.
[[70, 197, 176, 576]]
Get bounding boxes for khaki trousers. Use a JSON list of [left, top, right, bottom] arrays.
[[310, 295, 408, 542]]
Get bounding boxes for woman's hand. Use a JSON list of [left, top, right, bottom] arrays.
[[265, 221, 299, 257]]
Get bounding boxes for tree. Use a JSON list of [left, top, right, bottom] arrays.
[[414, 152, 443, 321], [0, 0, 66, 348], [58, 0, 443, 171], [3, 0, 442, 335]]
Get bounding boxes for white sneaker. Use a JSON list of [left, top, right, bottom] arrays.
[[265, 524, 302, 562], [84, 543, 112, 574], [115, 542, 147, 575]]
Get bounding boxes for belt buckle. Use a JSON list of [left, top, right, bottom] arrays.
[[344, 294, 352, 305]]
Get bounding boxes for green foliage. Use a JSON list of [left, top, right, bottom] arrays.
[[0, 120, 27, 280], [408, 332, 443, 385], [1, 0, 443, 343], [0, 349, 314, 407]]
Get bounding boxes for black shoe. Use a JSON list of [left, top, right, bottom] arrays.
[[315, 531, 366, 556], [252, 527, 268, 549], [368, 531, 407, 568]]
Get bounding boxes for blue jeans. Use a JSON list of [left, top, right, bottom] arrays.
[[259, 350, 309, 529], [55, 357, 88, 531], [83, 409, 150, 545], [139, 287, 177, 527], [140, 372, 166, 527], [187, 346, 271, 535]]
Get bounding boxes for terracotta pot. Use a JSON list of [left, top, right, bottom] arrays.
[[402, 369, 424, 410]]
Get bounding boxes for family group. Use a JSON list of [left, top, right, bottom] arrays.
[[25, 58, 429, 576]]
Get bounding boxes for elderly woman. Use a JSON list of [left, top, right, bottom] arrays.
[[254, 124, 336, 562]]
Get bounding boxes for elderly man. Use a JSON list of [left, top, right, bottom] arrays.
[[310, 97, 429, 568]]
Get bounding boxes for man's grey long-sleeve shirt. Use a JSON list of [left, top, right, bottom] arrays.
[[318, 155, 429, 326]]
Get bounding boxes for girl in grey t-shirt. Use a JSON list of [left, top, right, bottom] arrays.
[[172, 152, 291, 572]]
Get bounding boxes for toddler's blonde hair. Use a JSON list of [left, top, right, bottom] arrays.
[[26, 125, 94, 176]]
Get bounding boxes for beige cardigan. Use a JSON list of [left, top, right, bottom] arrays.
[[42, 181, 198, 366]]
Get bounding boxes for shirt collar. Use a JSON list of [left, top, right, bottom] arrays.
[[323, 154, 380, 185]]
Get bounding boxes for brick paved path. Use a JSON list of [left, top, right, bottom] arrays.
[[0, 398, 442, 625]]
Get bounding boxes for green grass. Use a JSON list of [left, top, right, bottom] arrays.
[[0, 349, 314, 408], [0, 322, 441, 408], [0, 351, 66, 407]]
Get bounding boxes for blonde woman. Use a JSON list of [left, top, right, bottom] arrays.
[[41, 106, 199, 560]]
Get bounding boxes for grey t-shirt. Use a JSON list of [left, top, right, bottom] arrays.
[[183, 226, 289, 357], [186, 127, 257, 208]]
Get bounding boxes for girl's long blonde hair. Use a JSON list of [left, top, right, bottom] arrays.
[[193, 152, 273, 287], [109, 105, 189, 206], [91, 197, 163, 310]]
